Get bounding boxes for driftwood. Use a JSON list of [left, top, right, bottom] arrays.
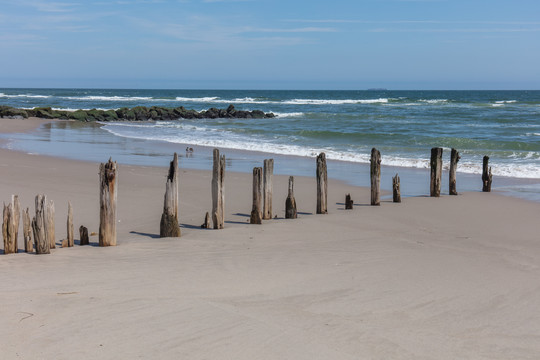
[[316, 153, 328, 214], [285, 176, 297, 219], [2, 195, 20, 254], [79, 225, 89, 246], [371, 148, 381, 206], [23, 207, 33, 253], [482, 156, 492, 192], [211, 149, 225, 229], [430, 147, 443, 197], [99, 158, 117, 246], [250, 167, 263, 224], [201, 212, 210, 229], [45, 200, 55, 249], [345, 194, 353, 210], [160, 153, 180, 238], [392, 174, 401, 203], [66, 202, 74, 247], [32, 194, 49, 254], [449, 148, 460, 195], [262, 159, 274, 220]]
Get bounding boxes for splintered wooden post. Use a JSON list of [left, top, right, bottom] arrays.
[[160, 153, 180, 238], [316, 153, 328, 214], [99, 158, 117, 246], [262, 159, 274, 220], [2, 195, 20, 254], [482, 156, 493, 192], [201, 212, 210, 229], [285, 176, 297, 219], [392, 174, 401, 203], [32, 194, 49, 254], [449, 148, 460, 195], [430, 147, 443, 197], [211, 149, 225, 229], [79, 225, 89, 246], [371, 148, 381, 206], [45, 200, 55, 249], [66, 202, 74, 247], [23, 207, 32, 253], [250, 167, 263, 224], [345, 194, 353, 209]]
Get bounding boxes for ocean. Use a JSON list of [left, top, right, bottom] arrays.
[[1, 88, 540, 200]]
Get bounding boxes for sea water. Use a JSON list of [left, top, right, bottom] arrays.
[[1, 88, 540, 200]]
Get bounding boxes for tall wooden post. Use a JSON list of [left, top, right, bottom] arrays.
[[285, 176, 297, 219], [66, 202, 74, 247], [371, 148, 381, 206], [212, 149, 225, 229], [250, 167, 263, 224], [316, 153, 327, 214], [99, 158, 117, 247], [482, 156, 492, 192], [2, 195, 20, 254], [45, 200, 55, 249], [23, 208, 33, 253], [160, 153, 180, 237], [262, 159, 274, 220], [32, 194, 49, 254], [449, 148, 460, 195], [430, 147, 443, 197], [392, 174, 401, 203]]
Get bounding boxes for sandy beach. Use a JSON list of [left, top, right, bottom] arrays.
[[1, 118, 540, 359]]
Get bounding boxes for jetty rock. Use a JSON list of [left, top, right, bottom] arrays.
[[0, 105, 275, 122]]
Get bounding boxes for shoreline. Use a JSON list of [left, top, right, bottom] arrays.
[[1, 117, 540, 359]]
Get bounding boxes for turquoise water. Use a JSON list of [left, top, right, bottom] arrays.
[[1, 88, 540, 200]]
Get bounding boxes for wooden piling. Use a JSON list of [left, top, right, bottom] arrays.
[[201, 212, 210, 229], [392, 174, 401, 203], [160, 153, 180, 238], [212, 149, 225, 229], [449, 148, 460, 195], [316, 153, 328, 214], [23, 208, 32, 253], [79, 225, 89, 246], [2, 195, 20, 254], [32, 194, 49, 254], [371, 148, 381, 206], [430, 147, 443, 197], [250, 167, 263, 224], [99, 158, 117, 247], [345, 194, 353, 209], [45, 200, 55, 249], [66, 201, 74, 247], [262, 159, 274, 220], [285, 176, 297, 219], [482, 156, 492, 192]]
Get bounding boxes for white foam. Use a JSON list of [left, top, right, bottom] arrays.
[[61, 95, 155, 101], [175, 96, 219, 102], [282, 98, 389, 105], [0, 93, 51, 99], [273, 112, 305, 118]]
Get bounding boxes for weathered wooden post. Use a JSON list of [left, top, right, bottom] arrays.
[[212, 149, 225, 229], [285, 176, 297, 219], [250, 167, 263, 224], [201, 212, 210, 229], [160, 153, 180, 238], [482, 156, 492, 192], [99, 158, 117, 247], [345, 194, 353, 209], [262, 159, 274, 220], [392, 174, 401, 203], [371, 148, 381, 206], [66, 201, 74, 247], [32, 194, 49, 254], [45, 200, 55, 249], [449, 148, 460, 195], [316, 153, 328, 214], [23, 208, 33, 253], [79, 225, 89, 246], [2, 195, 20, 254], [430, 147, 443, 197]]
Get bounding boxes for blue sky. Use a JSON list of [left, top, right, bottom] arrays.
[[1, 0, 539, 89]]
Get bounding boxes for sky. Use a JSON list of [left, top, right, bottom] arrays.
[[0, 0, 539, 90]]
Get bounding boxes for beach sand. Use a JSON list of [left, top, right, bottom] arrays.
[[1, 118, 540, 359]]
